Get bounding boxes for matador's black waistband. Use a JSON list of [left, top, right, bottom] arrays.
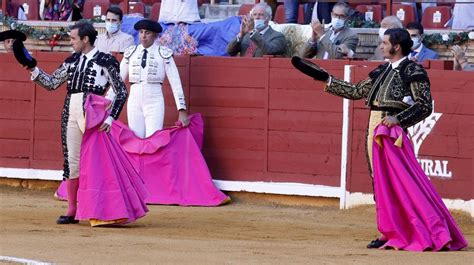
[[369, 106, 402, 113], [131, 82, 163, 85]]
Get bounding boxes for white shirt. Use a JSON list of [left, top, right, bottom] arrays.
[[158, 0, 200, 24], [95, 30, 135, 54], [390, 56, 407, 69], [249, 25, 270, 38], [452, 1, 474, 30], [322, 30, 339, 59]]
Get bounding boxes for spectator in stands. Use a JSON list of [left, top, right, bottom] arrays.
[[0, 30, 22, 53], [370, 16, 403, 61], [452, 45, 474, 71], [2, 38, 14, 53], [227, 2, 287, 57], [95, 7, 135, 54], [406, 22, 438, 63], [452, 1, 474, 30], [17, 5, 27, 20], [301, 2, 358, 60], [41, 0, 83, 21], [1, 30, 26, 54]]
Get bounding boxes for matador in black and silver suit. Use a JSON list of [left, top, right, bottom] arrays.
[[27, 22, 128, 225], [31, 49, 127, 179]]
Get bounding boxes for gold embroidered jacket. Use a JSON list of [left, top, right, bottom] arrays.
[[325, 59, 433, 128]]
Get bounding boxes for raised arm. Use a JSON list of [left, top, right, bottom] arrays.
[[30, 63, 69, 91]]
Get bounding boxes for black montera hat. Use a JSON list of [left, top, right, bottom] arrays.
[[134, 19, 162, 33], [12, 38, 37, 69], [0, 30, 27, 42]]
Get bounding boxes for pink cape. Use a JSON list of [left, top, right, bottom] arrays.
[[57, 95, 229, 207], [372, 124, 468, 251], [75, 94, 149, 223]]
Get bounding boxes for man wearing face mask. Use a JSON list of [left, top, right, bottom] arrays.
[[227, 2, 287, 57], [301, 2, 358, 60], [370, 16, 403, 61], [406, 22, 438, 63], [95, 7, 135, 54]]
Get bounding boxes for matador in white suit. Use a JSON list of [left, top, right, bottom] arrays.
[[108, 19, 189, 138]]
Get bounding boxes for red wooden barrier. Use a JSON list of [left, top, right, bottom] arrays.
[[0, 52, 472, 201]]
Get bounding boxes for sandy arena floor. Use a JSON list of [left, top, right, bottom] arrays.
[[0, 186, 473, 265]]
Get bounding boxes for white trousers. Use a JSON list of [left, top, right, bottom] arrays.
[[67, 93, 86, 179], [128, 83, 165, 138]]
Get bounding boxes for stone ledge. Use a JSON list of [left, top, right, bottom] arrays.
[[0, 177, 60, 190]]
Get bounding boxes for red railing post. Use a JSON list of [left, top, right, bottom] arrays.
[[2, 0, 8, 16], [386, 0, 392, 17]]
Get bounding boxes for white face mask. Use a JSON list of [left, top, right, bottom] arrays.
[[378, 27, 387, 40], [105, 22, 120, 34], [254, 19, 267, 31], [331, 17, 346, 30], [411, 36, 421, 49]]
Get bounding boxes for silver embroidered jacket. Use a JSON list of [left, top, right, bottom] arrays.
[[31, 51, 127, 179], [33, 51, 128, 120]]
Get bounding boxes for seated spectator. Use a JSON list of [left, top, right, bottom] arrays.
[[17, 5, 27, 20], [452, 45, 474, 71], [41, 0, 83, 21], [227, 3, 287, 57], [370, 16, 403, 61], [301, 2, 358, 60], [452, 1, 474, 30], [95, 7, 135, 53], [0, 30, 24, 53], [1, 38, 14, 53], [406, 22, 438, 63]]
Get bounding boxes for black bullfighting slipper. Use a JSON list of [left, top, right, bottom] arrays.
[[367, 238, 387, 249], [56, 215, 79, 224], [291, 56, 330, 82]]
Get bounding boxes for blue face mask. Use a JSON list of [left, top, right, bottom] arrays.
[[331, 17, 346, 30], [411, 37, 421, 49], [254, 19, 267, 31], [105, 22, 120, 34]]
